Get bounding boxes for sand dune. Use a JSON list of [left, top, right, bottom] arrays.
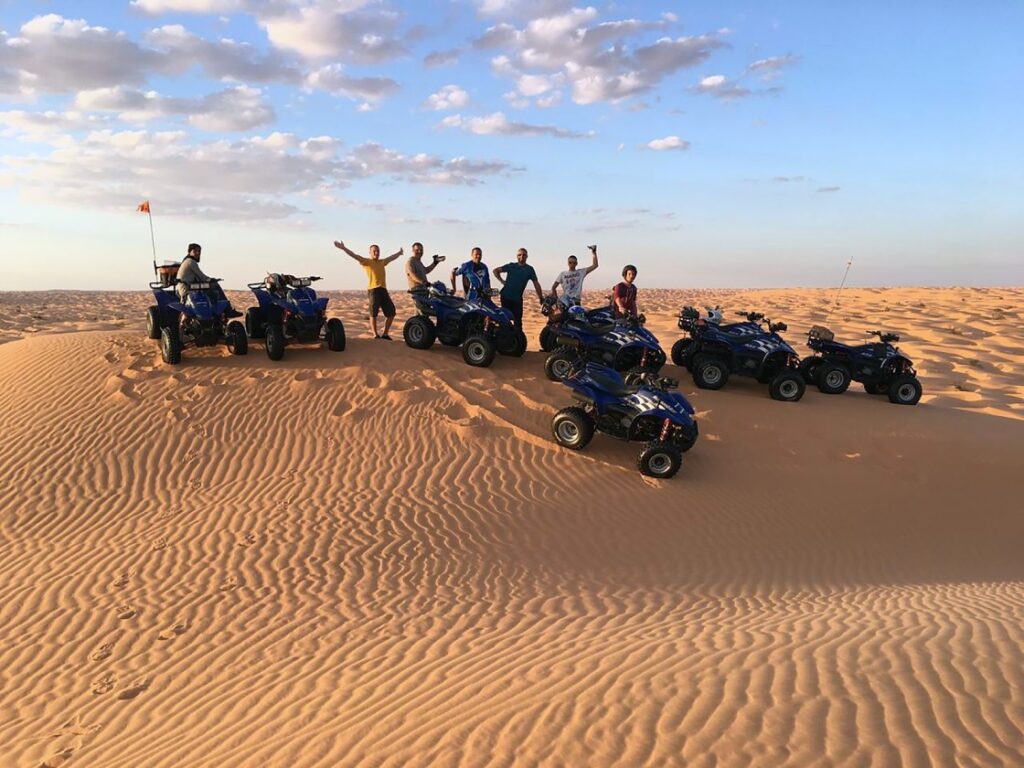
[[0, 287, 1022, 767]]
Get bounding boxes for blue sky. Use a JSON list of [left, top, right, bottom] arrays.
[[1, 0, 1021, 290]]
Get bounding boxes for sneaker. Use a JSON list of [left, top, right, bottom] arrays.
[[225, 309, 243, 319], [381, 333, 392, 340]]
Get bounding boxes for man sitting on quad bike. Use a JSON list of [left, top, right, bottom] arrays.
[[406, 242, 444, 289], [176, 243, 241, 317], [451, 247, 490, 299], [551, 245, 599, 308], [612, 264, 641, 319]]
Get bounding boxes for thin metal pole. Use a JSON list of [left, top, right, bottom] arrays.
[[825, 259, 853, 323]]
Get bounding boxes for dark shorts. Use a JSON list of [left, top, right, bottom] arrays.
[[368, 287, 396, 318], [500, 296, 524, 327]]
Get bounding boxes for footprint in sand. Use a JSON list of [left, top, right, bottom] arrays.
[[103, 351, 119, 364], [90, 643, 115, 662], [219, 576, 238, 591], [157, 621, 188, 641], [188, 479, 203, 491], [112, 572, 130, 589], [117, 677, 151, 700], [91, 673, 116, 695], [237, 532, 256, 547], [152, 537, 168, 551], [364, 371, 383, 388], [116, 604, 136, 620]]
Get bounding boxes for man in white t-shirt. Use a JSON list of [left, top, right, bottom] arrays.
[[551, 245, 598, 307]]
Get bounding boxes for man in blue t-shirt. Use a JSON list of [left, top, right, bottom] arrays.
[[493, 247, 544, 328], [451, 246, 490, 299]]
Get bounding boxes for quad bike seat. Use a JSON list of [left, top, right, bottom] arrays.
[[587, 370, 639, 398], [567, 318, 617, 335]]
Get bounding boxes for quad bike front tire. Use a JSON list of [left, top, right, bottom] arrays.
[[245, 307, 265, 339], [551, 406, 595, 450], [692, 355, 729, 390], [539, 326, 556, 353], [326, 318, 346, 351], [637, 441, 682, 479], [226, 321, 248, 356], [146, 305, 162, 340], [160, 326, 182, 365], [265, 324, 285, 361], [888, 375, 922, 405], [816, 362, 851, 394], [497, 330, 528, 357], [462, 334, 496, 367], [403, 316, 436, 349], [544, 346, 579, 381], [798, 357, 823, 385], [670, 338, 691, 368], [769, 370, 806, 402]]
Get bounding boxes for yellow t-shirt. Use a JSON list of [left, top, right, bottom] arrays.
[[361, 259, 388, 290]]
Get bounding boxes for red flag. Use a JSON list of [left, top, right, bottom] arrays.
[[137, 200, 150, 213]]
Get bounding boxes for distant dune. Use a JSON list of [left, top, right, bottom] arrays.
[[0, 287, 1022, 767]]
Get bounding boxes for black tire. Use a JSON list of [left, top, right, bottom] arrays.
[[245, 307, 265, 339], [670, 338, 691, 368], [637, 441, 682, 479], [403, 316, 436, 349], [545, 346, 579, 381], [146, 305, 162, 340], [693, 355, 729, 390], [462, 334, 496, 367], [265, 324, 285, 361], [325, 318, 346, 351], [769, 370, 806, 402], [539, 326, 557, 353], [226, 321, 248, 356], [551, 407, 595, 450], [497, 330, 528, 357], [160, 326, 181, 365], [798, 357, 823, 385], [888, 375, 922, 405], [816, 362, 851, 395], [864, 381, 887, 395]]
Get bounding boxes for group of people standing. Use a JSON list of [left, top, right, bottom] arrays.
[[332, 240, 642, 340]]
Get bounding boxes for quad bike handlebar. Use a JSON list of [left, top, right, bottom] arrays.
[[767, 320, 788, 333], [869, 330, 900, 343], [736, 311, 765, 323]]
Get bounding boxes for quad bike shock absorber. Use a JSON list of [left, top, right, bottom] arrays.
[[641, 348, 649, 369], [660, 417, 671, 442]]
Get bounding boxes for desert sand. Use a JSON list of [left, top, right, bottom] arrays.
[[0, 286, 1022, 767]]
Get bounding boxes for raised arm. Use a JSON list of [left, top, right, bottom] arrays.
[[450, 266, 459, 292], [333, 240, 365, 263], [385, 246, 404, 263], [424, 256, 439, 275], [585, 245, 599, 275]]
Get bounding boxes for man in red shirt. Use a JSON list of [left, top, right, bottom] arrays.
[[612, 264, 639, 318]]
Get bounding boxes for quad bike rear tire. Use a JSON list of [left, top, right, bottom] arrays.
[[147, 305, 162, 340], [545, 346, 579, 381], [226, 321, 248, 356], [403, 316, 436, 349], [160, 326, 182, 365], [637, 441, 682, 479], [265, 324, 285, 361], [670, 338, 691, 368], [888, 375, 922, 405], [539, 326, 556, 353], [326, 318, 346, 351], [497, 330, 528, 357], [693, 355, 729, 390], [245, 307, 265, 339], [816, 362, 851, 394], [462, 334, 496, 367], [769, 370, 806, 402], [551, 407, 595, 450]]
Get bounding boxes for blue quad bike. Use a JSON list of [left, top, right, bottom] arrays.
[[673, 306, 806, 402], [244, 274, 346, 361], [800, 325, 922, 405], [146, 266, 247, 365], [538, 295, 615, 352], [551, 362, 698, 479], [543, 307, 666, 382], [402, 282, 527, 367]]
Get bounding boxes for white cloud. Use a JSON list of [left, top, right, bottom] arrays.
[[305, 64, 400, 102], [441, 111, 588, 139], [424, 48, 461, 68], [646, 135, 689, 151], [424, 84, 469, 111], [536, 91, 562, 108], [258, 2, 402, 63], [130, 0, 246, 12], [73, 85, 274, 131], [746, 54, 800, 81], [691, 73, 752, 101]]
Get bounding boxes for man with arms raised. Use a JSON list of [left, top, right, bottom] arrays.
[[334, 239, 403, 339], [551, 244, 598, 308]]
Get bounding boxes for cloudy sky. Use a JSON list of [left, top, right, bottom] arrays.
[[1, 1, 1021, 290]]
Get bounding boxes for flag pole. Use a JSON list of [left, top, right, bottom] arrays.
[[148, 205, 157, 276], [825, 259, 853, 324]]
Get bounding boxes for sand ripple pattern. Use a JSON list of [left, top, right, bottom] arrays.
[[0, 289, 1022, 767]]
